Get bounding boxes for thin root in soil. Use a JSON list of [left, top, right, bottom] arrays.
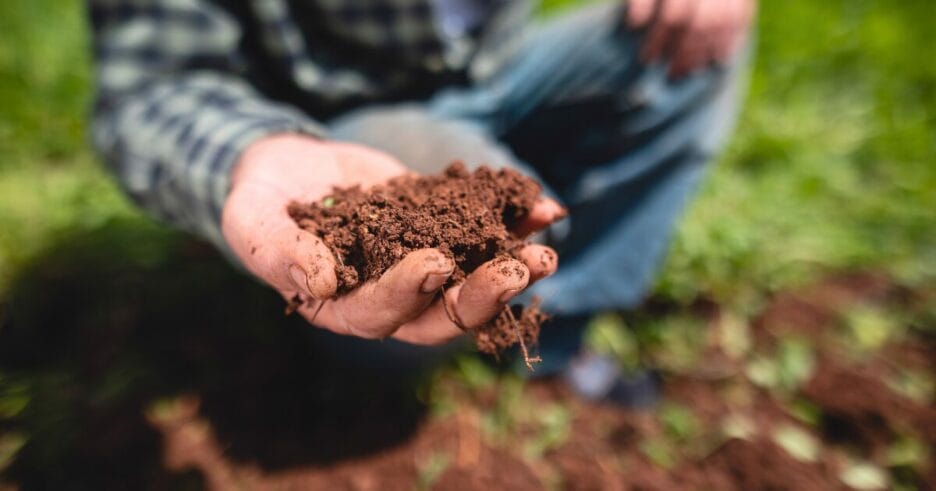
[[503, 305, 542, 371]]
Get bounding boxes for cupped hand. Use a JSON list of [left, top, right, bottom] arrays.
[[627, 0, 755, 79], [222, 134, 565, 345]]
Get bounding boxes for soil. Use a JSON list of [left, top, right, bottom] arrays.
[[802, 357, 936, 451], [288, 162, 547, 358], [4, 231, 935, 490], [127, 273, 931, 491]]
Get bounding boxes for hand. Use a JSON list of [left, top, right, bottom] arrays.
[[222, 134, 565, 345], [627, 0, 755, 78]]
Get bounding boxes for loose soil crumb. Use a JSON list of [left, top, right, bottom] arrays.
[[288, 162, 548, 359]]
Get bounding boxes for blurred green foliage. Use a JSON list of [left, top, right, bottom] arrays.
[[659, 0, 936, 305], [746, 337, 816, 393], [0, 0, 146, 292]]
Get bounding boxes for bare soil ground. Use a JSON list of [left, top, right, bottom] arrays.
[[1, 233, 933, 490], [143, 273, 936, 491]]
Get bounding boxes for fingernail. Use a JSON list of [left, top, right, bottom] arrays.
[[499, 288, 522, 304], [289, 264, 310, 293], [420, 272, 450, 294], [542, 250, 558, 271]]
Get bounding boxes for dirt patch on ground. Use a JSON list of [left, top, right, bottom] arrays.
[[5, 248, 935, 491], [288, 163, 549, 358], [753, 271, 895, 343], [136, 273, 936, 491], [147, 395, 542, 491], [694, 438, 842, 490], [803, 357, 936, 451]]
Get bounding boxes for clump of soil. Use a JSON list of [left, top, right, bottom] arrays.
[[288, 162, 549, 364]]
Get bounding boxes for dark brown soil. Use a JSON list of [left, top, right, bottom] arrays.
[[8, 248, 935, 490], [695, 438, 842, 490], [288, 162, 547, 357], [802, 357, 936, 451]]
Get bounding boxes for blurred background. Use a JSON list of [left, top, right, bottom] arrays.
[[0, 0, 933, 489]]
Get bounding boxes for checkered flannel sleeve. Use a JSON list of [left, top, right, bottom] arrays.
[[89, 0, 325, 249]]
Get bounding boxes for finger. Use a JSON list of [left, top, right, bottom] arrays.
[[513, 197, 567, 237], [739, 0, 757, 30], [391, 250, 551, 346], [406, 256, 530, 332], [223, 184, 338, 300], [712, 0, 741, 63], [668, 1, 716, 78], [454, 256, 530, 329], [391, 285, 466, 346], [627, 0, 659, 28], [515, 244, 559, 283], [711, 20, 735, 63], [641, 0, 696, 62], [726, 0, 756, 60], [668, 38, 699, 79], [285, 228, 340, 300], [391, 256, 531, 344], [327, 249, 455, 339]]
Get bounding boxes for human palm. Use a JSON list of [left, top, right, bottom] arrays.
[[222, 134, 563, 345]]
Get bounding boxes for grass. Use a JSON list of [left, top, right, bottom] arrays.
[[659, 0, 936, 306], [0, 0, 145, 292]]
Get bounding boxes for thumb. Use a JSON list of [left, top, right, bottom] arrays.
[[222, 180, 338, 300]]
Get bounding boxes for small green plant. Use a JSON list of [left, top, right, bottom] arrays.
[[523, 404, 571, 459], [0, 377, 29, 420], [0, 432, 26, 473], [785, 399, 821, 427], [746, 338, 815, 393], [840, 460, 889, 491], [772, 424, 820, 463], [583, 313, 639, 369], [844, 306, 902, 354], [885, 436, 928, 469], [631, 314, 707, 374], [640, 439, 677, 470], [414, 451, 451, 491], [480, 376, 528, 443], [720, 413, 756, 441], [660, 403, 701, 443]]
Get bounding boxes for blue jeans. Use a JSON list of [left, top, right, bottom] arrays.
[[328, 2, 747, 367]]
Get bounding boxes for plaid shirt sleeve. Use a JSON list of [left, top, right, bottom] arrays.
[[89, 0, 326, 250]]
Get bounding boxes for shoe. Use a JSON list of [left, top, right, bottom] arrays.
[[563, 351, 661, 409], [515, 313, 661, 409]]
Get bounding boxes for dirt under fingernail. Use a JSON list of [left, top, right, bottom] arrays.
[[287, 162, 550, 361]]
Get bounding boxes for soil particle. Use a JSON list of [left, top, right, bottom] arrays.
[[288, 162, 548, 356]]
